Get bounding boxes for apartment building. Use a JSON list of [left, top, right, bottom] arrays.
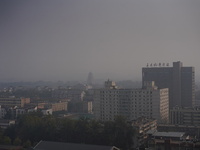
[[93, 80, 169, 123], [0, 97, 30, 108]]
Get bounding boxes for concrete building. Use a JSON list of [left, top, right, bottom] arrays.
[[142, 61, 195, 108], [82, 101, 93, 113], [148, 139, 200, 150], [93, 80, 169, 123], [0, 106, 7, 118], [0, 120, 15, 129], [150, 131, 185, 141], [51, 101, 68, 112], [15, 106, 37, 117], [37, 101, 68, 112], [42, 108, 53, 115], [130, 117, 157, 148], [68, 101, 93, 113], [158, 124, 200, 138], [170, 107, 200, 126], [0, 97, 30, 108], [53, 89, 85, 101]]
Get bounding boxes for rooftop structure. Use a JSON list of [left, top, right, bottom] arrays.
[[152, 132, 185, 139]]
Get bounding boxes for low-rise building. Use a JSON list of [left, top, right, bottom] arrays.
[[15, 106, 37, 117], [150, 131, 185, 141], [42, 108, 53, 115], [130, 117, 157, 148], [37, 101, 68, 112], [33, 141, 120, 150], [158, 124, 200, 138], [170, 106, 200, 126], [0, 120, 15, 129], [0, 97, 30, 108], [51, 101, 68, 112], [68, 101, 92, 113], [148, 139, 200, 150], [52, 88, 85, 101]]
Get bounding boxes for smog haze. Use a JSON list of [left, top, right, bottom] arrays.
[[1, 0, 200, 82]]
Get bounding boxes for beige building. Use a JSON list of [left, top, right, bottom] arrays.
[[0, 97, 30, 108], [93, 80, 169, 123], [38, 101, 68, 112], [51, 101, 68, 112], [82, 101, 93, 113]]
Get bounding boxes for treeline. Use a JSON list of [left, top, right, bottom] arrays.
[[4, 113, 135, 149], [0, 89, 52, 99]]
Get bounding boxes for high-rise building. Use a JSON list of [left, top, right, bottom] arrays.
[[93, 80, 169, 123], [87, 72, 94, 86], [142, 61, 195, 108]]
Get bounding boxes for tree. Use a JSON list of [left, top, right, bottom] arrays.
[[23, 140, 31, 148], [13, 137, 22, 146], [3, 136, 11, 145]]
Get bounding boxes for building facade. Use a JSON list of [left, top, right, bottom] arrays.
[[142, 61, 195, 108], [170, 107, 200, 126], [93, 80, 169, 123], [37, 101, 68, 112], [0, 97, 30, 108], [130, 117, 157, 148], [0, 105, 6, 118]]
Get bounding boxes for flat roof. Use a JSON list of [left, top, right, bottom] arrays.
[[34, 141, 120, 150], [153, 132, 185, 138]]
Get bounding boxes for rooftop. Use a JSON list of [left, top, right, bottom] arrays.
[[152, 132, 185, 138], [33, 141, 120, 150]]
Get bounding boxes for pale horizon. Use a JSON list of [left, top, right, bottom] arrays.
[[1, 0, 200, 82]]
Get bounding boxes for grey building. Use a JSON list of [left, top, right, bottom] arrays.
[[170, 107, 200, 126], [130, 117, 157, 148], [142, 61, 195, 108], [93, 80, 169, 123]]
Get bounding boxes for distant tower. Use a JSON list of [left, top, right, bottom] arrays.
[[142, 61, 195, 108], [87, 72, 94, 85]]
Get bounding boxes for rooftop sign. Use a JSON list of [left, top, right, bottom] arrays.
[[146, 63, 170, 67]]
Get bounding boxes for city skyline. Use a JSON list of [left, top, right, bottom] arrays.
[[1, 0, 200, 82]]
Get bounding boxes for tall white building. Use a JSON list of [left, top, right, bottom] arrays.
[[93, 80, 169, 123]]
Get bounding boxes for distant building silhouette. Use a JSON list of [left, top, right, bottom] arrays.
[[142, 61, 195, 108], [87, 72, 94, 86]]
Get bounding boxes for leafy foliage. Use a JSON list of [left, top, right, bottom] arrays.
[[4, 113, 135, 149]]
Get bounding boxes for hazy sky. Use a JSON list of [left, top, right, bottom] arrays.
[[1, 0, 200, 82]]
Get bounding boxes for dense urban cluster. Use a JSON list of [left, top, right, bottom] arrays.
[[0, 62, 200, 150]]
